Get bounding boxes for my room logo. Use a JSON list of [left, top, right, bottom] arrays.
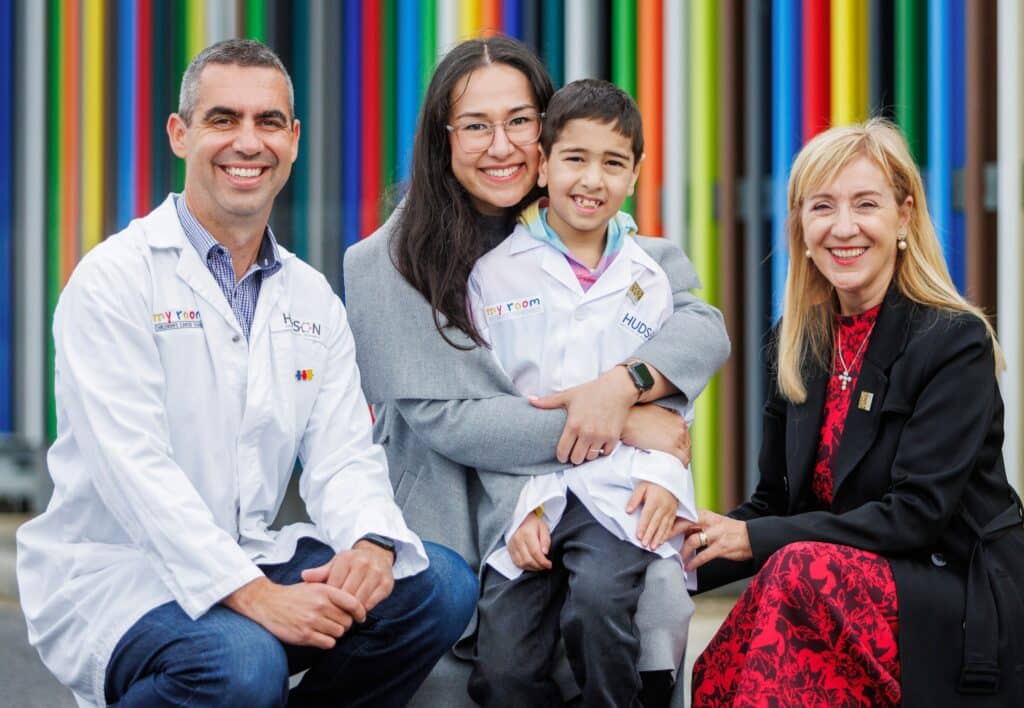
[[152, 309, 202, 332], [484, 296, 544, 321]]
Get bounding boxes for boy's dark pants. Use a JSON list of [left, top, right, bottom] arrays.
[[469, 493, 656, 708]]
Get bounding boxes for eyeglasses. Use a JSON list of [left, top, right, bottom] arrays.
[[446, 111, 545, 154]]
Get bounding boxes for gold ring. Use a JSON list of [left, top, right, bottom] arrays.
[[698, 530, 709, 547]]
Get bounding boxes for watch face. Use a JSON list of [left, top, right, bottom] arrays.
[[629, 362, 655, 391]]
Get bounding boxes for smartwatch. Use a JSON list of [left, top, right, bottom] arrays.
[[623, 359, 655, 399], [356, 533, 397, 562]]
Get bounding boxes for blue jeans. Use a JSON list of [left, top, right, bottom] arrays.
[[104, 540, 477, 707]]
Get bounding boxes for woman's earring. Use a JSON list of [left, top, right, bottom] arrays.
[[805, 248, 812, 258], [897, 227, 908, 251]]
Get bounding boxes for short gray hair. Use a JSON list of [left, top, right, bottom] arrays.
[[177, 39, 295, 124]]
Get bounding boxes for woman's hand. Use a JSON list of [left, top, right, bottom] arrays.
[[677, 510, 753, 571], [530, 366, 639, 465], [621, 404, 691, 466]]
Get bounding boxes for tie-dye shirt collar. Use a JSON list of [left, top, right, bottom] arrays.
[[516, 198, 637, 290]]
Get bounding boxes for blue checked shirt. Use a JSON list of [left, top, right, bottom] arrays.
[[175, 195, 283, 340]]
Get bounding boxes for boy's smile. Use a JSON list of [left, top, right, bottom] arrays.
[[539, 118, 641, 259]]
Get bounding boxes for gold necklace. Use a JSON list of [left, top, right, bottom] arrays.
[[835, 321, 875, 392]]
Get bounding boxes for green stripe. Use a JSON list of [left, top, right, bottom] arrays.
[[245, 0, 266, 41], [612, 0, 636, 212], [420, 0, 436, 100], [895, 0, 926, 164], [173, 0, 189, 192], [47, 0, 64, 439], [689, 0, 720, 510]]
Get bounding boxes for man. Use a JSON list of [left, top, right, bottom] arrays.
[[17, 39, 477, 708]]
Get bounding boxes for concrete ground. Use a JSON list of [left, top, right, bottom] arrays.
[[0, 513, 738, 707]]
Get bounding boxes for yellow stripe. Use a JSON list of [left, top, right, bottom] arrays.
[[82, 0, 104, 252], [188, 0, 207, 62], [831, 0, 868, 125], [458, 0, 481, 41]]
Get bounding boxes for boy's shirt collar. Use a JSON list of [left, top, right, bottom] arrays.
[[515, 198, 638, 278]]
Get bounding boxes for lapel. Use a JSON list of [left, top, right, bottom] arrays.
[[830, 288, 912, 498], [784, 287, 913, 508]]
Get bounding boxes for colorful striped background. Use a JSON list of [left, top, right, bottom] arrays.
[[1, 1, 1017, 507]]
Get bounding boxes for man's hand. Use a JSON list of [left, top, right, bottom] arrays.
[[507, 513, 553, 571], [223, 576, 366, 649], [621, 404, 691, 466], [626, 481, 680, 550], [529, 366, 638, 465], [301, 545, 395, 613]]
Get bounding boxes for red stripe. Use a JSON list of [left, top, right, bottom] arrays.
[[802, 0, 830, 141], [360, 0, 382, 238], [135, 0, 153, 216], [482, 0, 502, 35], [62, 0, 81, 285]]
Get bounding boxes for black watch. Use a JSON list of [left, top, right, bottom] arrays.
[[356, 533, 397, 561], [623, 359, 655, 398]]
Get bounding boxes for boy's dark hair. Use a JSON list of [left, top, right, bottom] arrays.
[[540, 79, 644, 163]]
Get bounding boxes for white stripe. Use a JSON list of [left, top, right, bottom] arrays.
[[663, 0, 687, 250]]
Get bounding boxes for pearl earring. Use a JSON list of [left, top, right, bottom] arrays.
[[805, 248, 811, 258], [897, 228, 908, 251]]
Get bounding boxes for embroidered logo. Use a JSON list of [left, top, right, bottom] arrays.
[[484, 296, 544, 322], [627, 281, 645, 304], [152, 309, 202, 332], [295, 369, 314, 381], [281, 313, 322, 339], [619, 312, 655, 340]]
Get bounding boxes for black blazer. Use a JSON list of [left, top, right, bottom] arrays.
[[699, 288, 1024, 706]]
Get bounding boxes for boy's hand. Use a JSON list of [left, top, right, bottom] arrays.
[[508, 513, 553, 571], [626, 482, 680, 550]]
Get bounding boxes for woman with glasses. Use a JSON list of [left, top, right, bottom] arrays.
[[343, 35, 729, 707]]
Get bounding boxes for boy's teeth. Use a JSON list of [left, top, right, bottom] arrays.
[[832, 247, 867, 258], [225, 166, 262, 178], [573, 196, 601, 208], [483, 166, 519, 177]]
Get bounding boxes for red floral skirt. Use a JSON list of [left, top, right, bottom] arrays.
[[692, 541, 901, 707]]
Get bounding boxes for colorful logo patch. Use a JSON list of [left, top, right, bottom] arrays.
[[152, 309, 202, 332], [295, 369, 314, 381], [484, 296, 544, 322]]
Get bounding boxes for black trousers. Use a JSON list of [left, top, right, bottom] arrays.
[[469, 494, 656, 708]]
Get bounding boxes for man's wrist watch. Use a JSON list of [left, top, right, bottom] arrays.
[[623, 359, 655, 399], [356, 533, 397, 562]]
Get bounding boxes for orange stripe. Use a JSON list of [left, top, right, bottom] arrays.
[[637, 0, 663, 235], [481, 0, 502, 36]]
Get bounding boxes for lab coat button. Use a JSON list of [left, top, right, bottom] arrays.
[[574, 309, 587, 321], [232, 334, 241, 343], [931, 552, 947, 567]]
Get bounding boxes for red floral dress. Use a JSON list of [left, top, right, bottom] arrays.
[[692, 307, 902, 707]]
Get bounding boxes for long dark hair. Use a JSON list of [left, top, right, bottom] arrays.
[[392, 35, 554, 349]]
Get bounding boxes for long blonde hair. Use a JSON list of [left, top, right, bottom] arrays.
[[777, 118, 1003, 403]]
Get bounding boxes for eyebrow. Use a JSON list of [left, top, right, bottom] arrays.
[[559, 145, 633, 161], [451, 103, 535, 121], [806, 188, 885, 201], [201, 106, 290, 122]]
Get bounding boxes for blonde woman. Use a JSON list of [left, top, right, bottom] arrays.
[[680, 119, 1023, 706]]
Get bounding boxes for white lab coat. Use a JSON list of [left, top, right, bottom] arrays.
[[16, 195, 427, 707], [467, 225, 698, 583]]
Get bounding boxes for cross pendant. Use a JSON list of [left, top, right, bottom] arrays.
[[838, 371, 852, 391]]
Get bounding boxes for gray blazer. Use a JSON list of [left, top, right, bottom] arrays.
[[343, 208, 729, 698]]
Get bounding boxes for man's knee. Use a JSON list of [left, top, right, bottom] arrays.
[[190, 614, 289, 707], [419, 543, 479, 635]]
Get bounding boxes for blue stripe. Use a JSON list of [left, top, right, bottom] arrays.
[[542, 0, 563, 88], [927, 0, 952, 274], [292, 0, 310, 260], [396, 0, 419, 183], [771, 0, 801, 320], [0, 0, 12, 430], [503, 0, 522, 39], [950, 0, 966, 291], [344, 0, 362, 248], [118, 0, 137, 229]]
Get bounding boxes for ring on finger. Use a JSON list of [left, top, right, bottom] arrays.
[[698, 530, 709, 547], [589, 446, 604, 456]]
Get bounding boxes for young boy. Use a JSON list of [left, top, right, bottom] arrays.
[[466, 79, 700, 708]]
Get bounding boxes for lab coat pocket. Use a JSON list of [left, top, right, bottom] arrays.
[[273, 330, 328, 429]]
